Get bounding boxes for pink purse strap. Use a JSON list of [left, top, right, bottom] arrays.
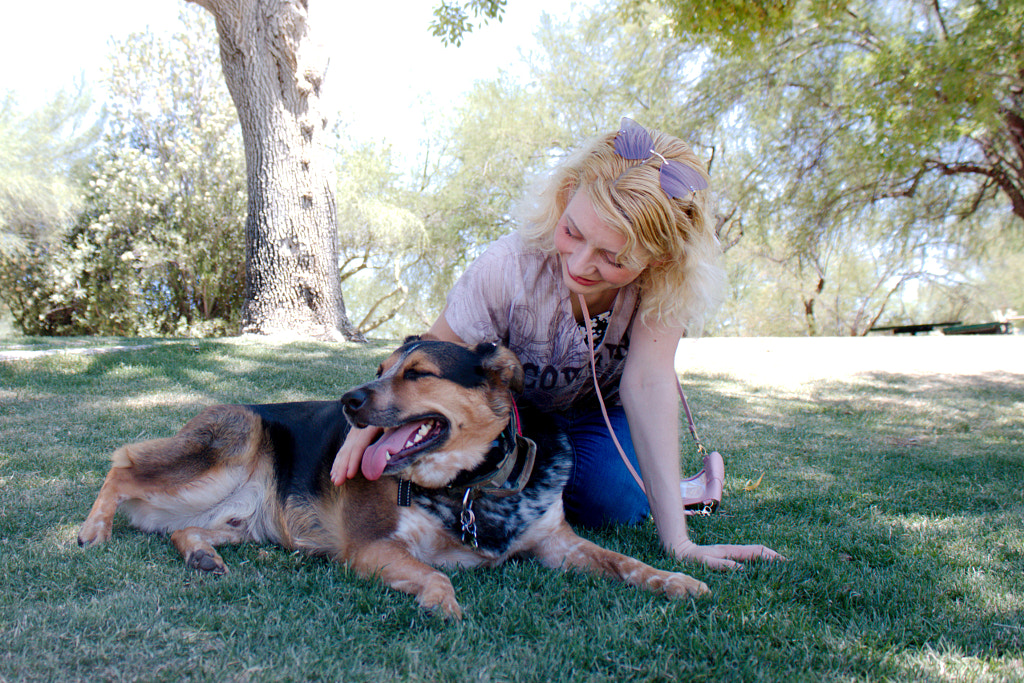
[[579, 294, 706, 496]]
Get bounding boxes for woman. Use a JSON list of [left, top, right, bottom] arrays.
[[332, 118, 780, 569]]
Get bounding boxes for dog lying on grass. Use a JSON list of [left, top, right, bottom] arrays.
[[78, 337, 708, 618]]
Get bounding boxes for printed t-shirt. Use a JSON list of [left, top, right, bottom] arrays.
[[444, 232, 640, 412]]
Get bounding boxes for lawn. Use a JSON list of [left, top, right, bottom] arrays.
[[1, 335, 1022, 682]]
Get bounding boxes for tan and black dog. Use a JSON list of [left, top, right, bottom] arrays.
[[78, 337, 708, 618]]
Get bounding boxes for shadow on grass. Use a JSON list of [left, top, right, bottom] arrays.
[[680, 368, 1024, 676]]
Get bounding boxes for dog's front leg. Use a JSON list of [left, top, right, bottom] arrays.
[[346, 540, 463, 619], [527, 520, 710, 598]]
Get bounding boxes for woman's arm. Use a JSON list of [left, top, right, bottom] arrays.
[[621, 321, 782, 568], [426, 308, 466, 344]]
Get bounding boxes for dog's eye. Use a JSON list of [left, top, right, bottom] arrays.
[[403, 368, 432, 380]]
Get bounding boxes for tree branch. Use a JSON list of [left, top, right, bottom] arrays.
[[930, 0, 950, 41]]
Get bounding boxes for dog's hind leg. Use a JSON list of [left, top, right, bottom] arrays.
[[78, 444, 160, 546], [347, 539, 464, 619], [78, 406, 261, 548], [526, 520, 710, 598], [170, 526, 250, 575]]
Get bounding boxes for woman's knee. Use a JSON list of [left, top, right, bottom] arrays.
[[561, 407, 650, 527]]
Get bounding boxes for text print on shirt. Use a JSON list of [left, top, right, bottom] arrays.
[[520, 336, 630, 392]]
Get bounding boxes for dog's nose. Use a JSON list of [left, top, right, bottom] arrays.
[[341, 387, 370, 414]]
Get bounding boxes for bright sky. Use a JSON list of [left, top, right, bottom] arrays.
[[1, 0, 578, 166]]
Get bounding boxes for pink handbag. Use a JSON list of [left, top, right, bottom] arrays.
[[678, 391, 723, 516]]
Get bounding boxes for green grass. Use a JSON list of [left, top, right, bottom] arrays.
[[1, 337, 1022, 682]]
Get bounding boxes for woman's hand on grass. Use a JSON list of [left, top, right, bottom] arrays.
[[672, 540, 785, 570]]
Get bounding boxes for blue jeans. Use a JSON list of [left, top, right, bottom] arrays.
[[555, 403, 650, 528]]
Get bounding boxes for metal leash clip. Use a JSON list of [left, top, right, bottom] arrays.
[[459, 488, 478, 548]]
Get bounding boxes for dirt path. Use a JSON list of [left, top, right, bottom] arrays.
[[0, 342, 171, 362]]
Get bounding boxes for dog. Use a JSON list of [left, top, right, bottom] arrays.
[[78, 337, 708, 618]]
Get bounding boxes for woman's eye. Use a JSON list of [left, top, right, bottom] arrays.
[[604, 252, 624, 268]]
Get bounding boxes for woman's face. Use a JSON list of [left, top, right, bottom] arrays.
[[553, 190, 647, 306]]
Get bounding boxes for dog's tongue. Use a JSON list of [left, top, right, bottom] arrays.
[[361, 421, 429, 481]]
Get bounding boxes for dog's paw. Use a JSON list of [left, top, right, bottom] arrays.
[[420, 594, 463, 620], [662, 571, 710, 598], [185, 548, 229, 575], [416, 575, 463, 620], [77, 519, 112, 547]]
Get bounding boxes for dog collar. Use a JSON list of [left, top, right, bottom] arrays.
[[396, 396, 536, 507]]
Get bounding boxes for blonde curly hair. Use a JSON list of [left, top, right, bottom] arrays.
[[518, 122, 724, 334]]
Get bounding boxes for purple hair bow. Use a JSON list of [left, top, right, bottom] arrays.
[[613, 117, 708, 197]]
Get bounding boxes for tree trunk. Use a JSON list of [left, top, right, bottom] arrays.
[[189, 0, 363, 341]]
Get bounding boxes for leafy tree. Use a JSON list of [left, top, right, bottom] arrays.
[[653, 0, 1023, 332], [0, 87, 101, 329], [0, 11, 247, 336], [0, 86, 99, 247], [631, 0, 1024, 229], [947, 222, 1024, 329], [430, 0, 508, 46], [334, 142, 430, 335]]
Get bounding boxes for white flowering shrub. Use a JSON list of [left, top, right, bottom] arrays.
[[0, 9, 246, 336]]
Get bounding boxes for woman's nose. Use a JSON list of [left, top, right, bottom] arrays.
[[568, 245, 597, 272]]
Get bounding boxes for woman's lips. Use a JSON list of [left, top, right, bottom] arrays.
[[569, 272, 600, 287]]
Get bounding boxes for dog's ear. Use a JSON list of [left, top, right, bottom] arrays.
[[475, 342, 524, 393], [402, 335, 422, 344]]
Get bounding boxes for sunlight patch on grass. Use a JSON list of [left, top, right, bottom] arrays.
[[788, 464, 838, 487], [961, 567, 1024, 615], [899, 643, 1021, 682], [44, 522, 83, 548], [91, 391, 215, 411], [0, 387, 59, 404], [879, 512, 1024, 578]]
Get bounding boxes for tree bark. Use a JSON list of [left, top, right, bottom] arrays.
[[188, 0, 363, 341]]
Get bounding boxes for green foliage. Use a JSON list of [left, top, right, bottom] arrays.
[[0, 9, 247, 337], [430, 0, 507, 46], [422, 76, 563, 255], [641, 0, 1024, 224], [0, 86, 99, 246], [335, 142, 431, 335], [0, 87, 100, 333]]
